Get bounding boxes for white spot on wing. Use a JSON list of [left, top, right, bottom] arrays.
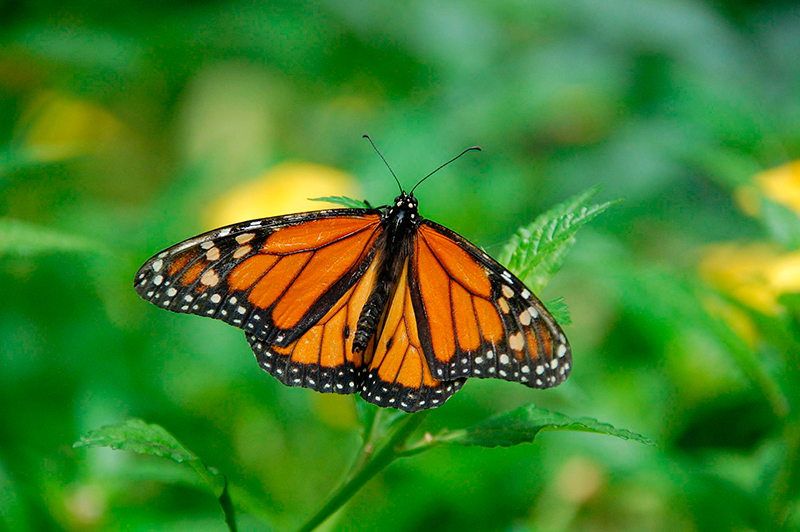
[[557, 344, 567, 358], [233, 245, 252, 259], [235, 233, 255, 244], [509, 332, 524, 351], [200, 269, 219, 287]]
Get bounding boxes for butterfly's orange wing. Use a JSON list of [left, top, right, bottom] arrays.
[[134, 210, 382, 347], [409, 221, 571, 390], [360, 259, 464, 411], [245, 250, 383, 394]]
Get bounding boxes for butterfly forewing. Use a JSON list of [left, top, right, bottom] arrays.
[[410, 221, 572, 388], [134, 210, 382, 346]]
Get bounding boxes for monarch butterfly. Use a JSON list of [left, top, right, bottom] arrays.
[[134, 137, 571, 412]]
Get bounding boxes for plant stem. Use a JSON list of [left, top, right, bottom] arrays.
[[188, 461, 237, 532], [297, 411, 428, 532], [767, 421, 800, 531], [218, 482, 238, 532]]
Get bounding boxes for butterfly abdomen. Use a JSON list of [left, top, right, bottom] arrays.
[[353, 279, 391, 353]]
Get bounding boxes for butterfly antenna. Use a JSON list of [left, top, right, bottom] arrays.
[[410, 146, 482, 194], [363, 134, 403, 193]]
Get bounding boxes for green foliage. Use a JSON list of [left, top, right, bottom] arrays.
[[310, 196, 371, 209], [544, 296, 571, 325], [74, 420, 237, 532], [442, 403, 655, 448], [74, 418, 197, 462], [500, 185, 619, 293], [0, 218, 97, 257], [759, 197, 800, 251], [0, 146, 73, 179]]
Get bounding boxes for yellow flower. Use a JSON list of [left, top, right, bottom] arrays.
[[18, 90, 126, 161], [756, 160, 800, 214], [699, 242, 800, 316], [737, 159, 800, 216], [207, 162, 362, 228]]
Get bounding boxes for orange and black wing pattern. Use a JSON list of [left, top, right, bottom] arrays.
[[245, 250, 382, 395], [360, 259, 465, 411], [409, 220, 571, 391], [134, 210, 382, 348], [134, 192, 572, 413]]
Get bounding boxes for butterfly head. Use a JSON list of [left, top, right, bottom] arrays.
[[391, 191, 418, 213], [385, 191, 420, 232]]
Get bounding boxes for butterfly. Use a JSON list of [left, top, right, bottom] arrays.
[[134, 137, 571, 412]]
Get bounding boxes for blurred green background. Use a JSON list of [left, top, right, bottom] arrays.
[[3, 0, 800, 530]]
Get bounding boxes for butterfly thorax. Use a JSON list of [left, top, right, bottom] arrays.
[[352, 192, 420, 353]]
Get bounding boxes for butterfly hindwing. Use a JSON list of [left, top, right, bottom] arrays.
[[245, 250, 383, 394], [410, 221, 571, 389], [134, 210, 383, 346], [360, 259, 465, 412]]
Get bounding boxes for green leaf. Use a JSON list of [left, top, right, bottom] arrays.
[[500, 185, 619, 292], [545, 296, 571, 325], [74, 418, 196, 461], [442, 403, 655, 448], [0, 218, 98, 257], [759, 197, 800, 250], [74, 419, 238, 531], [309, 196, 371, 209]]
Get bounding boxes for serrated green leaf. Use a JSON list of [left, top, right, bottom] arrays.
[[0, 218, 99, 257], [443, 403, 654, 448], [545, 296, 571, 325], [74, 419, 238, 531], [309, 196, 371, 209], [500, 185, 618, 292]]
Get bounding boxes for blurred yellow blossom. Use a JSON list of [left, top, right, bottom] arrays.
[[699, 242, 800, 315], [737, 160, 800, 216], [18, 90, 126, 161], [207, 162, 362, 228]]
